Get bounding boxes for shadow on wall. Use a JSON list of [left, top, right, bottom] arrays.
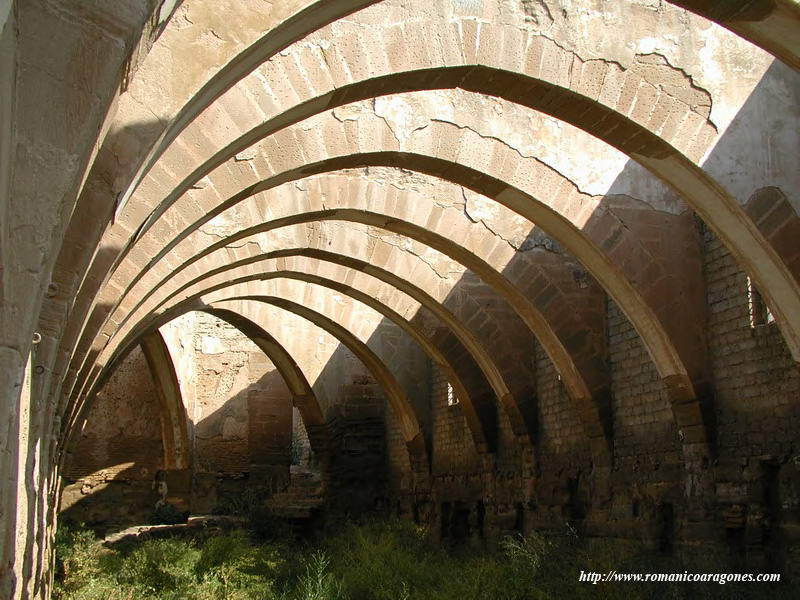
[[59, 345, 305, 533], [59, 346, 167, 532]]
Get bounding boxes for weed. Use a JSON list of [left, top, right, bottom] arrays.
[[54, 518, 799, 600]]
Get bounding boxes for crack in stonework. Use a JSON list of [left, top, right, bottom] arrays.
[[460, 188, 522, 252], [349, 168, 452, 209], [466, 25, 715, 131], [363, 230, 450, 280], [371, 98, 403, 147], [633, 53, 717, 131], [429, 118, 597, 198], [604, 205, 632, 234], [198, 227, 231, 240], [317, 43, 338, 90], [193, 230, 265, 255]]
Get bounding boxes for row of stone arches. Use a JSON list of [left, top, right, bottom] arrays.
[[2, 0, 799, 596], [54, 70, 792, 480], [42, 0, 799, 516]]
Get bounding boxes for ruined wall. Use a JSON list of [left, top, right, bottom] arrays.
[[395, 223, 799, 575], [703, 225, 800, 572], [59, 347, 164, 531], [159, 311, 296, 513], [60, 312, 301, 521]]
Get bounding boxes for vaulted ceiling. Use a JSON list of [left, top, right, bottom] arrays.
[[1, 2, 798, 593]]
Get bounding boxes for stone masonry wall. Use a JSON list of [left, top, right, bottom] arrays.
[[59, 347, 163, 531], [703, 225, 800, 573], [395, 220, 800, 577], [163, 312, 297, 513]]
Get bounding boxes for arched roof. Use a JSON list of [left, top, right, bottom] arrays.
[[10, 0, 797, 494]]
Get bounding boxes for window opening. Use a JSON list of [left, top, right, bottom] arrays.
[[747, 277, 775, 328], [446, 382, 459, 406]]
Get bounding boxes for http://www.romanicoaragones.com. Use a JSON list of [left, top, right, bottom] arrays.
[[579, 570, 781, 585]]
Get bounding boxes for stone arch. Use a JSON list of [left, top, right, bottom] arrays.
[[64, 225, 537, 463], [139, 331, 191, 471], [210, 273, 492, 453], [3, 2, 797, 598], [95, 0, 795, 251], [54, 4, 798, 478], [165, 246, 525, 447], [109, 169, 602, 447], [206, 293, 430, 473], [59, 7, 787, 417], [112, 191, 596, 406], [114, 0, 386, 213], [176, 265, 501, 452], [111, 0, 795, 233], [90, 153, 712, 453], [197, 306, 328, 460], [744, 187, 800, 283], [59, 55, 800, 463], [62, 306, 331, 474], [82, 287, 431, 473], [97, 208, 604, 452], [116, 173, 604, 382], [93, 40, 795, 367]]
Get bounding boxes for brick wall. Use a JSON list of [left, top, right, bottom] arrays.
[[608, 297, 681, 468], [430, 366, 481, 477], [704, 227, 800, 458]]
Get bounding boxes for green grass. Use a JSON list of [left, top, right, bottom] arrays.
[[54, 519, 796, 600]]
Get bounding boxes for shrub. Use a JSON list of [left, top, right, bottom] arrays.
[[53, 518, 800, 600], [291, 551, 345, 600], [151, 502, 188, 525]]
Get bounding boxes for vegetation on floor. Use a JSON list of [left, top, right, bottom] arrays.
[[54, 518, 795, 600]]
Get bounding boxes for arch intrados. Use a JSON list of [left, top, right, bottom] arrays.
[[139, 331, 191, 471], [57, 19, 799, 448], [68, 157, 689, 453], [126, 66, 676, 252], [111, 207, 591, 408], [668, 0, 800, 69], [106, 63, 799, 366], [214, 272, 490, 451]]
